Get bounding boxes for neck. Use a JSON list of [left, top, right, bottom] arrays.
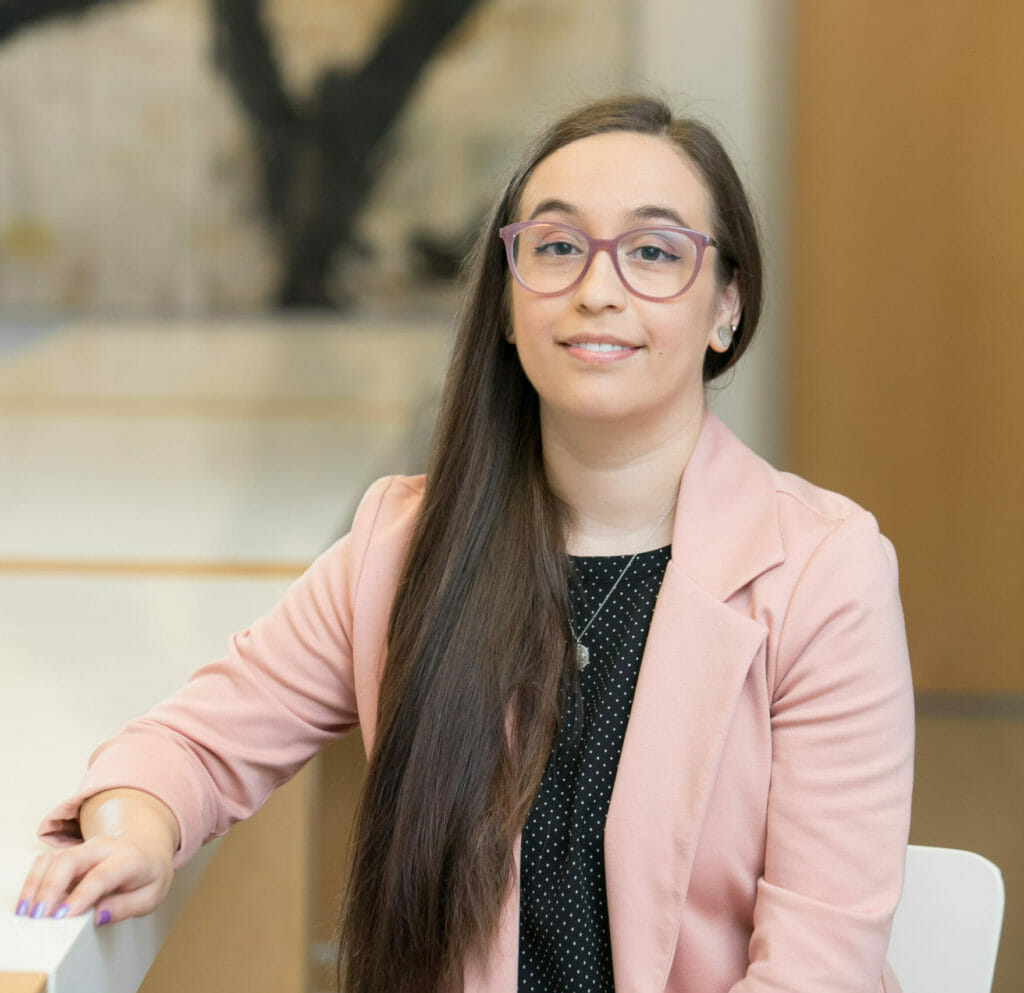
[[543, 406, 706, 556]]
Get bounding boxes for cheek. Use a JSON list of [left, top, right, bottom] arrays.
[[508, 291, 553, 348], [649, 303, 712, 350]]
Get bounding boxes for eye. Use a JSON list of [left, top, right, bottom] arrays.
[[535, 238, 583, 257], [621, 229, 690, 266], [627, 240, 682, 264], [634, 244, 679, 263]]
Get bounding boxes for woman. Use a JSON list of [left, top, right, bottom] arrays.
[[18, 96, 914, 993]]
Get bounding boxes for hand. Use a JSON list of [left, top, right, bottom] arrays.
[[15, 788, 180, 926]]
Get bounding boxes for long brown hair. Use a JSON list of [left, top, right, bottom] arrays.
[[337, 95, 763, 993]]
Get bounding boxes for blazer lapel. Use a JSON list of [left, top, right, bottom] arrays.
[[605, 413, 784, 992], [465, 414, 785, 993]]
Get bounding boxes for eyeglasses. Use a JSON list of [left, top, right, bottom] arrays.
[[498, 220, 719, 301]]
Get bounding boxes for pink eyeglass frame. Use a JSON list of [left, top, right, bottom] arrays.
[[498, 220, 720, 301]]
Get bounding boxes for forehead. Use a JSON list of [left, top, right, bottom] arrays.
[[518, 131, 712, 229]]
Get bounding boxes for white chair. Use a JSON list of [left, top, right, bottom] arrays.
[[886, 845, 1005, 993]]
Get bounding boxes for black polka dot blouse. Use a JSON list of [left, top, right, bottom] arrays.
[[518, 546, 672, 993]]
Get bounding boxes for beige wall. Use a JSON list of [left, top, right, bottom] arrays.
[[625, 0, 793, 465]]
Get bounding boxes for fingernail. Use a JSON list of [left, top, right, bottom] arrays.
[[97, 908, 112, 927], [15, 900, 29, 917], [30, 902, 47, 920], [53, 904, 70, 920]]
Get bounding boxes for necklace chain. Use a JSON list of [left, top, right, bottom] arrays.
[[568, 497, 677, 669]]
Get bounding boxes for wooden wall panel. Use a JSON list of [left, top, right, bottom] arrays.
[[139, 770, 312, 993], [789, 1, 1024, 691]]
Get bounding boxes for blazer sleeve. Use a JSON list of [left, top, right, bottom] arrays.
[[37, 476, 397, 866], [739, 510, 915, 993]]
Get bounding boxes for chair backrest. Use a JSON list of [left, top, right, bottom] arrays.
[[886, 845, 1005, 993]]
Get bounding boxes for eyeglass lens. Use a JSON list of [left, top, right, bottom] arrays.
[[509, 224, 702, 298]]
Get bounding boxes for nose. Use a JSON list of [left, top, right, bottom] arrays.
[[572, 246, 627, 311]]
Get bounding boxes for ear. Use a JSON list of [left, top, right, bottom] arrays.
[[707, 276, 742, 353], [505, 325, 516, 344]]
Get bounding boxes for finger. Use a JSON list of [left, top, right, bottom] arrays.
[[16, 850, 55, 917], [93, 879, 170, 927], [17, 844, 112, 919], [68, 846, 172, 924]]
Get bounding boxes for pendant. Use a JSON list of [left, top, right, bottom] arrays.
[[575, 642, 590, 669]]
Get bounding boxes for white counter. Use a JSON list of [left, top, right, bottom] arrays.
[[0, 573, 290, 993]]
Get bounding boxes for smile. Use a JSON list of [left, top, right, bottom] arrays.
[[568, 342, 635, 352]]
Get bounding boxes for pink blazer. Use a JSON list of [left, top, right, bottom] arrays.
[[41, 413, 914, 993]]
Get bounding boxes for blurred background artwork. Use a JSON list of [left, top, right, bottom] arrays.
[[0, 0, 631, 314], [0, 2, 1021, 992]]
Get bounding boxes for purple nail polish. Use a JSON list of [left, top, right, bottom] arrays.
[[97, 908, 112, 927], [53, 904, 70, 920], [30, 902, 47, 920], [15, 899, 30, 917]]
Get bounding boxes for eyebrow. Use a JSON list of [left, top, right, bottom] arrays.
[[528, 198, 579, 220], [527, 199, 692, 229], [632, 204, 690, 228]]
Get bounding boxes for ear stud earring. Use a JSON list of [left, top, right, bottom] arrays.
[[716, 324, 738, 350]]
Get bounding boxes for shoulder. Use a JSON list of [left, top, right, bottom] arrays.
[[717, 413, 894, 559], [771, 466, 893, 560], [749, 463, 907, 688], [681, 415, 898, 600], [350, 474, 426, 537], [709, 412, 880, 534], [767, 466, 899, 593], [343, 474, 426, 595], [707, 432, 911, 703]]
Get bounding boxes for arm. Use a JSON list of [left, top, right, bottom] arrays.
[[37, 527, 362, 864], [21, 476, 403, 921], [17, 525, 356, 922], [740, 511, 915, 992]]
